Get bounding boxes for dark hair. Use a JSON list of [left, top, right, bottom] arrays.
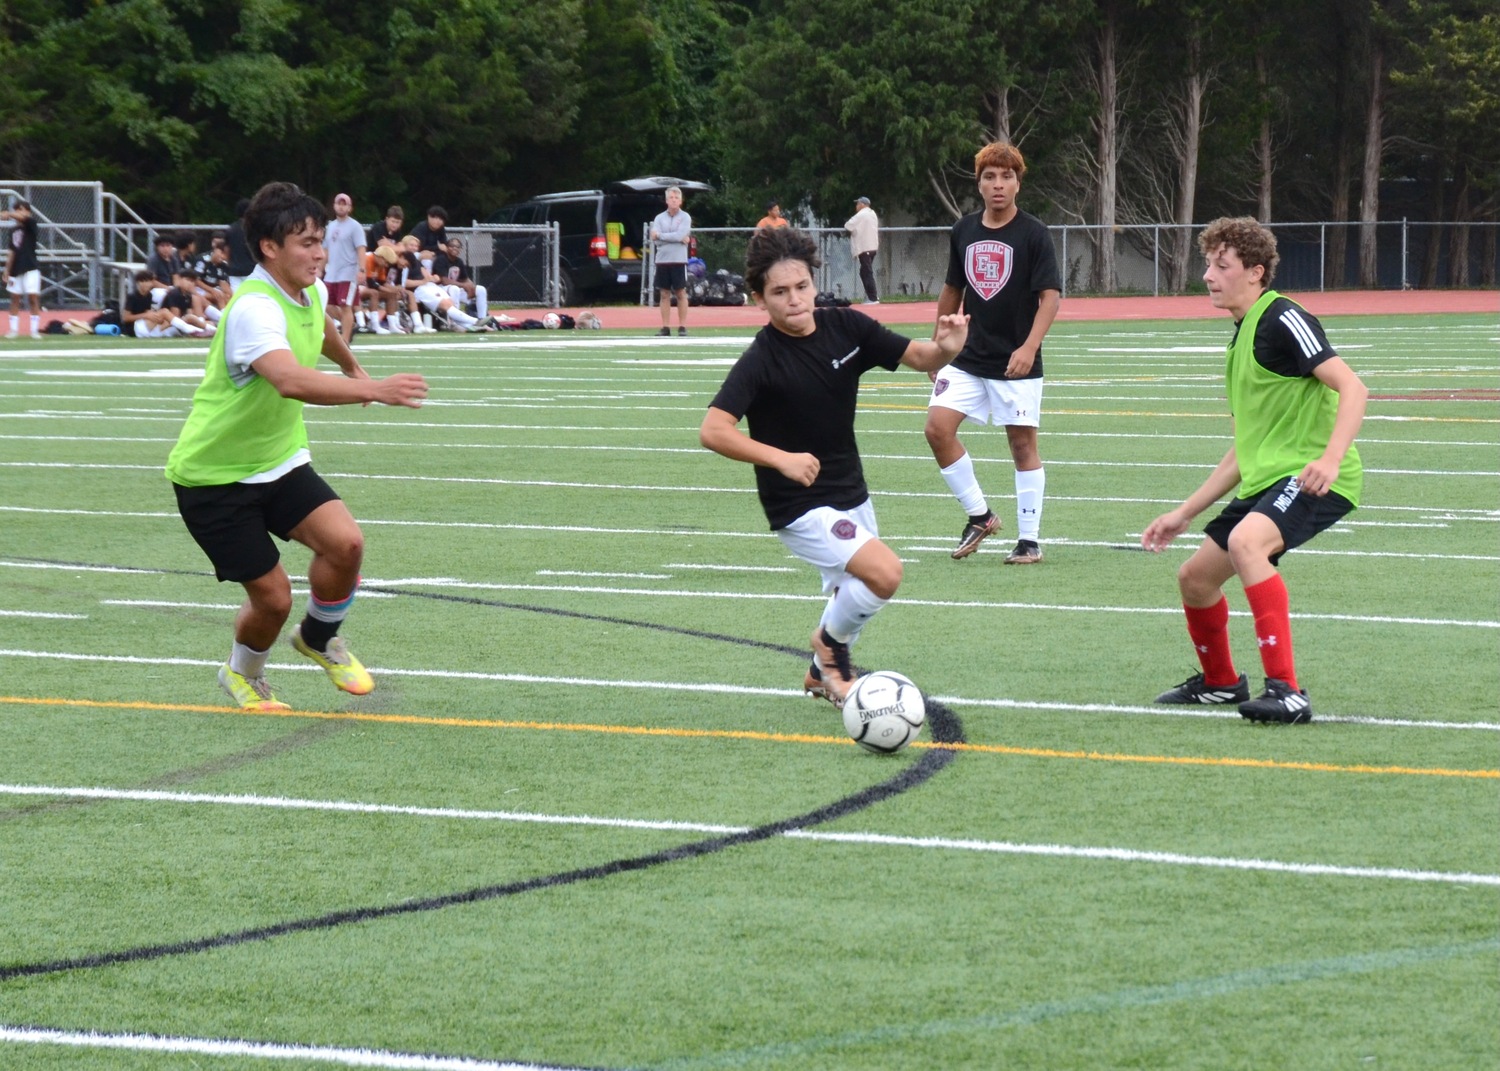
[[133, 269, 156, 284], [234, 198, 252, 217], [745, 226, 820, 295], [211, 235, 228, 251], [244, 181, 327, 264], [425, 205, 448, 222], [175, 230, 197, 249], [385, 205, 404, 219], [154, 234, 175, 248], [1198, 216, 1280, 286], [174, 267, 199, 281]]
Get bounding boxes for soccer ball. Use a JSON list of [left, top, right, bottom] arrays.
[[841, 671, 926, 754], [543, 312, 561, 329]]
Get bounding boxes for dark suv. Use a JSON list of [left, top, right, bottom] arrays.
[[486, 176, 712, 304]]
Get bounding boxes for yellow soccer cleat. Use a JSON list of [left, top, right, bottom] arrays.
[[218, 664, 292, 712], [290, 626, 374, 695]]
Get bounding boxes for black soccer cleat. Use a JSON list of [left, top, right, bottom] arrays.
[[809, 628, 858, 707], [951, 512, 1001, 559], [1239, 677, 1313, 724], [1155, 671, 1251, 705], [1003, 539, 1043, 565]]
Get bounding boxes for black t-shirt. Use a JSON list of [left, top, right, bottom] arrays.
[[368, 221, 403, 250], [944, 208, 1061, 379], [225, 221, 255, 276], [123, 291, 154, 316], [1233, 295, 1337, 377], [431, 253, 469, 284], [398, 251, 426, 289], [710, 307, 909, 529], [161, 286, 192, 314], [409, 221, 448, 253], [7, 215, 38, 273]]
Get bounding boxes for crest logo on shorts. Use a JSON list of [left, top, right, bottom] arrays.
[[831, 519, 858, 540], [933, 377, 950, 396], [965, 240, 1014, 300]]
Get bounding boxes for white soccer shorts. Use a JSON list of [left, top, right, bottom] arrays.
[[6, 269, 40, 296], [775, 500, 879, 593], [929, 364, 1044, 427]]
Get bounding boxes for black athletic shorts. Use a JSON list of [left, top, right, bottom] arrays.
[[654, 263, 687, 292], [173, 464, 340, 582], [1203, 475, 1354, 567]]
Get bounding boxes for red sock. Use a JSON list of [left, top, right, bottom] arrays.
[[1244, 574, 1298, 690], [1184, 597, 1238, 687]]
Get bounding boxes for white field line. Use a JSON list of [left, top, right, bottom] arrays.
[[0, 609, 87, 619], [1, 783, 1495, 888], [0, 557, 1494, 623], [5, 428, 1500, 449], [0, 1024, 578, 1070], [6, 459, 1498, 484], [1, 648, 1495, 731]]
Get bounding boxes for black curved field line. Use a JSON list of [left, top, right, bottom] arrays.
[[4, 564, 967, 984], [0, 702, 962, 983]]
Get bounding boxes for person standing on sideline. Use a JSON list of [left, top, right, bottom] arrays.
[[700, 227, 970, 708], [165, 181, 429, 712], [225, 198, 255, 291], [926, 142, 1061, 565], [843, 195, 880, 304], [757, 199, 789, 229], [2, 200, 42, 339], [1143, 216, 1366, 724], [322, 193, 366, 344], [651, 186, 692, 336]]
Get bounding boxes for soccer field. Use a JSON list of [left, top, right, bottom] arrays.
[[1, 314, 1496, 1070]]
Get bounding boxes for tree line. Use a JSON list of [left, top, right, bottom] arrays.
[[2, 0, 1495, 287]]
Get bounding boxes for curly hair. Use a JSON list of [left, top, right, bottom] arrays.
[[1198, 216, 1279, 286], [745, 226, 821, 295], [975, 141, 1026, 180]]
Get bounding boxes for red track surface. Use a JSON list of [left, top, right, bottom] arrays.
[[555, 288, 1496, 330], [26, 288, 1494, 334]]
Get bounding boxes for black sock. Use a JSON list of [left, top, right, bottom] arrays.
[[967, 511, 993, 526], [298, 615, 340, 652]]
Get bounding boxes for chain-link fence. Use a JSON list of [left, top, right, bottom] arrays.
[[643, 220, 1500, 304]]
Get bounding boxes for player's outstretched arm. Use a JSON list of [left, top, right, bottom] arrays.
[[700, 405, 820, 486], [901, 313, 970, 372], [251, 348, 427, 408], [1141, 446, 1241, 552]]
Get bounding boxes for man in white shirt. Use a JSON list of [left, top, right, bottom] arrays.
[[322, 193, 366, 343], [843, 196, 880, 304]]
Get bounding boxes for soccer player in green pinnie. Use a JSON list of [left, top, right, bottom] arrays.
[[1143, 216, 1367, 724], [166, 182, 428, 712]]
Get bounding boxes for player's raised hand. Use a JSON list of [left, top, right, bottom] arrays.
[[933, 312, 970, 356]]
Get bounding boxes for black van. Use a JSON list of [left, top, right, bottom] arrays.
[[486, 176, 712, 303]]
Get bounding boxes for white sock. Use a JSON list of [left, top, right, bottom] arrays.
[[820, 578, 889, 645], [229, 642, 270, 678], [1016, 466, 1045, 541], [447, 306, 477, 327], [204, 305, 222, 322], [475, 285, 488, 319], [29, 314, 40, 334], [355, 310, 368, 328], [939, 452, 989, 517], [8, 314, 17, 333], [170, 316, 195, 334]]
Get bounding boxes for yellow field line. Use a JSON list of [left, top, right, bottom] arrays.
[[4, 695, 1495, 780]]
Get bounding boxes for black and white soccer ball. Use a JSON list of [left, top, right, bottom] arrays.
[[841, 671, 925, 754]]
